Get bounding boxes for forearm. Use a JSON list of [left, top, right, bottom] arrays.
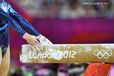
[[9, 11, 40, 36], [0, 9, 26, 37], [8, 3, 40, 36]]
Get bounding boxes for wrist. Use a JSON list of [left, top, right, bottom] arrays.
[[23, 33, 30, 39]]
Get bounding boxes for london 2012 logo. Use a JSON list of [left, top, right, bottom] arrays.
[[94, 49, 112, 59]]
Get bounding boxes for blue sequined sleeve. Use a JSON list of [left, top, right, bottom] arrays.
[[8, 4, 40, 36], [0, 8, 26, 37]]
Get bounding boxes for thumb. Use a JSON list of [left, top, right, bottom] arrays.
[[36, 34, 43, 39]]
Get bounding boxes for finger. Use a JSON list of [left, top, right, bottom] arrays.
[[31, 46, 36, 52], [33, 36, 41, 44], [30, 41, 37, 46], [33, 39, 40, 45], [36, 44, 41, 51], [33, 45, 39, 51], [28, 38, 38, 46], [35, 44, 41, 51]]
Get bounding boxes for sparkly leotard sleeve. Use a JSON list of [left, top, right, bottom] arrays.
[[8, 4, 40, 36], [0, 3, 40, 37], [0, 2, 40, 57]]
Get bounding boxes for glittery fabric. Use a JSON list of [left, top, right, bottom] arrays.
[[0, 1, 40, 57]]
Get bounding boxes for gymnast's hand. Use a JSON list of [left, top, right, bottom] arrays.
[[23, 33, 40, 47], [23, 33, 53, 51]]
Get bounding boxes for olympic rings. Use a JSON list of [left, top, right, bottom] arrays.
[[94, 49, 112, 59]]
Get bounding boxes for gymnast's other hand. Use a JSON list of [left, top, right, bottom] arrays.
[[37, 34, 53, 45]]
